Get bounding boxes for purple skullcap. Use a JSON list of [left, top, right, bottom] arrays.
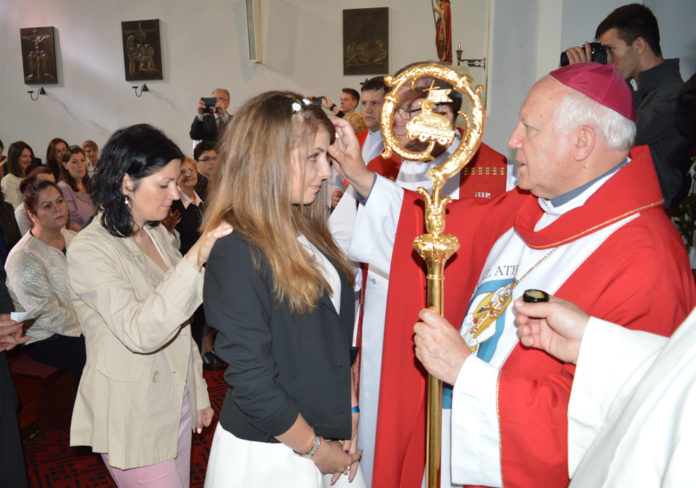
[[550, 62, 635, 121]]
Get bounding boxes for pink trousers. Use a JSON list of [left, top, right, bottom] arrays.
[[102, 390, 192, 488]]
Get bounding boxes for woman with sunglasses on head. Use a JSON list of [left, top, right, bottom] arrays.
[[203, 92, 364, 487]]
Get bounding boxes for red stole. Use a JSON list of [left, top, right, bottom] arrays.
[[357, 129, 369, 149]]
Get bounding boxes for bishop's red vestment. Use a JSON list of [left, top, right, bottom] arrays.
[[368, 145, 696, 487]]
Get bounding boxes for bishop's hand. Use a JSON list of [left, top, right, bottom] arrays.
[[414, 307, 470, 385], [328, 116, 374, 199]]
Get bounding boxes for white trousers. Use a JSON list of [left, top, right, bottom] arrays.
[[205, 424, 366, 488]]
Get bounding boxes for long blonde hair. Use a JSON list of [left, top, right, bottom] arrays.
[[202, 91, 354, 314]]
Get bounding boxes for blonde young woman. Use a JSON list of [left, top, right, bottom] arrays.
[[202, 92, 364, 487]]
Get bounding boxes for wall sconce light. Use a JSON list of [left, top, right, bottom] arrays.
[[28, 86, 47, 101], [456, 43, 486, 69], [132, 83, 149, 97]]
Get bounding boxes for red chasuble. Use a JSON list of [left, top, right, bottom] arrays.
[[366, 137, 507, 199], [371, 145, 696, 488], [356, 142, 507, 391]]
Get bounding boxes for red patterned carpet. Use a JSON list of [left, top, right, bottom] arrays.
[[24, 368, 228, 487]]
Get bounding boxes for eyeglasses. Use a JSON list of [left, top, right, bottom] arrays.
[[396, 103, 448, 120], [180, 168, 196, 176], [396, 107, 421, 120], [197, 156, 217, 163]]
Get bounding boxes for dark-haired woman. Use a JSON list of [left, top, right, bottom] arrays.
[[57, 146, 96, 231], [2, 141, 34, 208], [202, 93, 364, 487], [5, 178, 84, 372], [15, 167, 55, 235], [45, 137, 69, 182], [67, 124, 231, 487]]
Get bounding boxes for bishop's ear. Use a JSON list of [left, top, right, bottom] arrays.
[[573, 126, 596, 162]]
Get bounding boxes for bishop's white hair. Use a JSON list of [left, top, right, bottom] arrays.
[[554, 91, 636, 151]]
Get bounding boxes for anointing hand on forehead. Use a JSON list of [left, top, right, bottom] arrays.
[[328, 116, 374, 198], [513, 296, 590, 364]]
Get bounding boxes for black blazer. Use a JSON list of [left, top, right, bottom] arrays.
[[204, 232, 354, 442], [189, 114, 230, 142], [171, 199, 204, 255]]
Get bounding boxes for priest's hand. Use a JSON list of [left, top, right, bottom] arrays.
[[328, 116, 374, 199], [513, 296, 589, 364], [414, 308, 470, 385]]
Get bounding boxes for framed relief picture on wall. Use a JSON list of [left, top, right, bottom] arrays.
[[246, 0, 261, 62], [121, 19, 163, 81], [343, 8, 388, 75], [20, 26, 58, 84]]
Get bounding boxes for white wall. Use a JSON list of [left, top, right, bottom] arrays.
[[485, 0, 540, 155], [1, 0, 692, 166], [0, 0, 453, 157], [0, 0, 536, 162]]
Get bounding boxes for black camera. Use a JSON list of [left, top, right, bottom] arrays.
[[202, 97, 217, 114], [560, 42, 608, 66]]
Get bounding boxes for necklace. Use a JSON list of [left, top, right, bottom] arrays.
[[467, 246, 559, 341]]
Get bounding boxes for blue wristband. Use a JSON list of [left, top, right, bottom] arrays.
[[351, 405, 360, 414]]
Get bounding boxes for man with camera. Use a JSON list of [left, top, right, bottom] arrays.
[[189, 88, 231, 143], [563, 3, 689, 210]]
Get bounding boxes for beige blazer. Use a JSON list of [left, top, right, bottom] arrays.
[[67, 216, 209, 470]]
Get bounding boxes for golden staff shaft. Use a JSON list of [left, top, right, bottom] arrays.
[[415, 228, 459, 488], [426, 271, 444, 488], [381, 62, 484, 488]]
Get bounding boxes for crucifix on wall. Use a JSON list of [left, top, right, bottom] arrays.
[[20, 26, 58, 84], [121, 19, 163, 81]]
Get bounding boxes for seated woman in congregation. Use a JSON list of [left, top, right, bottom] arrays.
[[203, 92, 363, 487], [2, 141, 35, 208], [67, 123, 231, 487], [57, 145, 96, 231], [5, 178, 85, 372], [15, 166, 56, 235], [45, 137, 69, 182]]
